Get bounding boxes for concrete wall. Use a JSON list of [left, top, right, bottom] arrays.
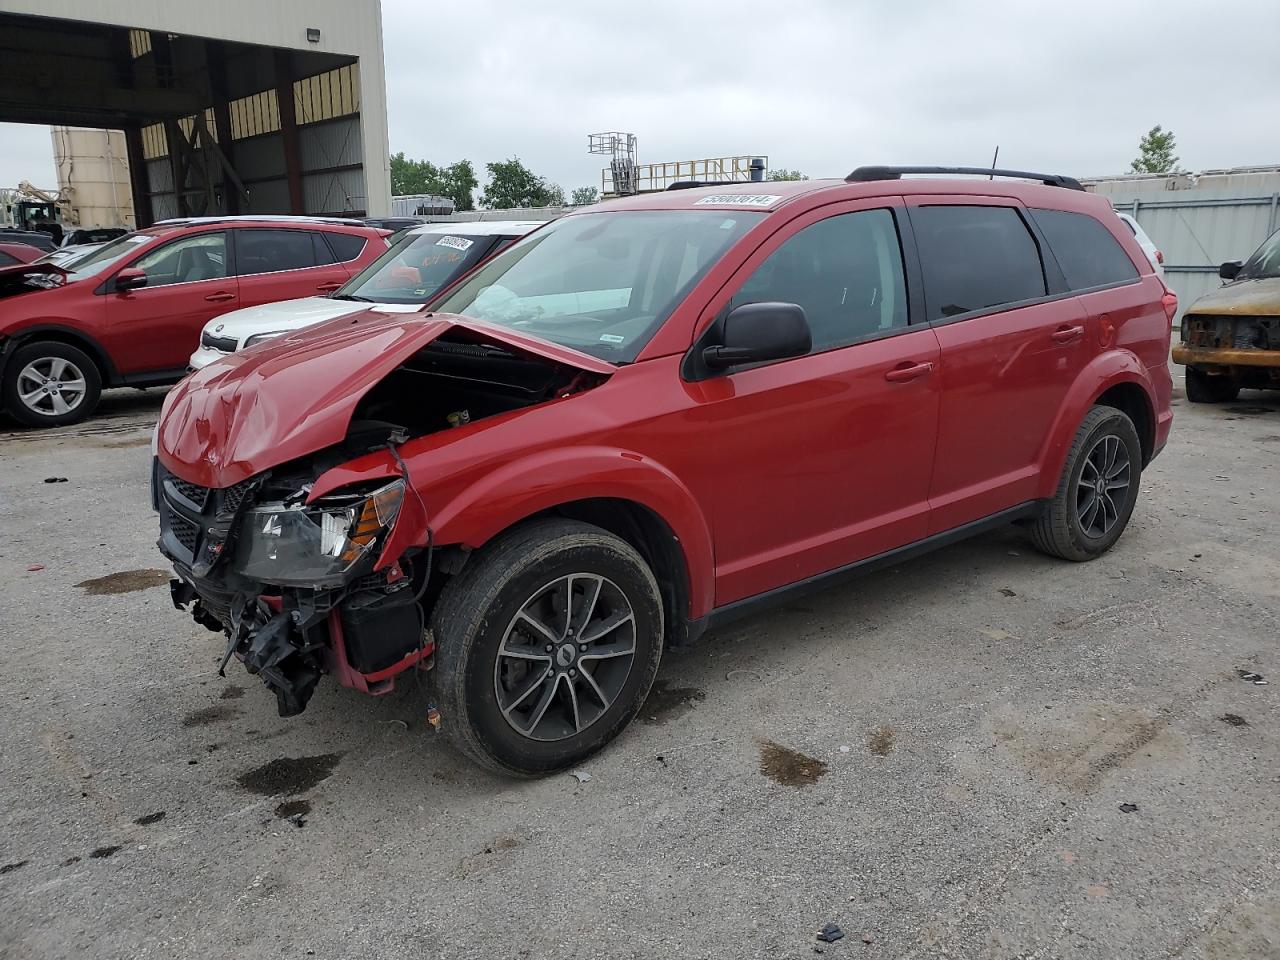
[[4, 0, 391, 216], [51, 126, 134, 228]]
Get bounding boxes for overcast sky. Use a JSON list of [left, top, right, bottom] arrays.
[[3, 0, 1278, 194]]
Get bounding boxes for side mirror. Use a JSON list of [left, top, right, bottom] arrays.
[[703, 302, 811, 370], [1219, 260, 1243, 281], [114, 267, 148, 292]]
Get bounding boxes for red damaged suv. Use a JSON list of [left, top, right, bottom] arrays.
[[155, 167, 1175, 775], [0, 216, 388, 427]]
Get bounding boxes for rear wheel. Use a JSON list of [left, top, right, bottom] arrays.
[[1, 341, 102, 427], [1031, 405, 1142, 562], [1185, 366, 1239, 404], [430, 519, 664, 776]]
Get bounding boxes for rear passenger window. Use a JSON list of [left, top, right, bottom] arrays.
[[326, 233, 368, 263], [1031, 208, 1140, 290], [911, 205, 1046, 320], [237, 230, 318, 274], [311, 232, 336, 265], [731, 209, 908, 353]]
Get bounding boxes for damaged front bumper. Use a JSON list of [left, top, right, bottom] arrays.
[[155, 459, 432, 716]]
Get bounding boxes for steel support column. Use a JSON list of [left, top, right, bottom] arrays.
[[274, 51, 304, 214], [124, 126, 153, 228]]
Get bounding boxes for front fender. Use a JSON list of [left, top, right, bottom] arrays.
[[421, 446, 715, 619], [1034, 350, 1156, 500]]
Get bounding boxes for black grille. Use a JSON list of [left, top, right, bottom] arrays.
[[201, 331, 237, 352], [167, 475, 210, 509], [164, 501, 200, 553]]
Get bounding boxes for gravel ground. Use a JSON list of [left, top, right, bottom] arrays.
[[1, 378, 1277, 960]]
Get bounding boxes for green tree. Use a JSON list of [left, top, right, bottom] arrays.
[[388, 152, 478, 211], [1130, 126, 1182, 174], [571, 185, 600, 205], [479, 157, 564, 209], [767, 168, 808, 181]]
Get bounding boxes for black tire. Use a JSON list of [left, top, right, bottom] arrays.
[[1185, 366, 1239, 404], [1031, 405, 1142, 562], [430, 518, 664, 776], [2, 340, 102, 427]]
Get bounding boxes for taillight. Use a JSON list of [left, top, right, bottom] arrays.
[[1156, 250, 1164, 264], [1161, 289, 1178, 329]]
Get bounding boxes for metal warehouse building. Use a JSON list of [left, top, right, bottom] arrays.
[[0, 0, 392, 224]]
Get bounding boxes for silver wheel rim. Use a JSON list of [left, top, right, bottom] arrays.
[[17, 356, 87, 417], [1076, 434, 1130, 538], [494, 573, 637, 742]]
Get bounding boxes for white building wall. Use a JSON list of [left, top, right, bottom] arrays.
[[5, 0, 392, 216]]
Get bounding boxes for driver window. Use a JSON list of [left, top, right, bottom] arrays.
[[731, 209, 907, 353], [133, 233, 227, 287]]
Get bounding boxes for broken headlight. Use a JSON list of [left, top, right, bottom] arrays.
[[234, 480, 404, 588]]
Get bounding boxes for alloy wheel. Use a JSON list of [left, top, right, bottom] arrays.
[[494, 573, 637, 742], [17, 356, 88, 418], [1075, 434, 1130, 538]]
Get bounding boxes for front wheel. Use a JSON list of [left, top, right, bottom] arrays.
[[1185, 366, 1239, 404], [2, 340, 102, 427], [1031, 405, 1142, 562], [430, 519, 664, 776]]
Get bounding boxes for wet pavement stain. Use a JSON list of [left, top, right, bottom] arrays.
[[757, 739, 828, 787], [274, 799, 312, 819], [89, 845, 121, 859], [76, 569, 170, 596], [133, 811, 166, 826], [641, 680, 706, 725], [0, 860, 28, 874], [1225, 406, 1275, 416], [1257, 435, 1280, 444], [181, 704, 238, 727], [1220, 713, 1249, 727], [237, 753, 343, 796], [868, 725, 897, 756], [219, 685, 245, 700]]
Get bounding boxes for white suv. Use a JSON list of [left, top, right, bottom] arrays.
[[188, 220, 544, 371]]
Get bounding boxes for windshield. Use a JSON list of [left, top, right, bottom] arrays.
[[63, 232, 156, 282], [335, 230, 500, 303], [1237, 229, 1280, 280], [431, 210, 764, 362]]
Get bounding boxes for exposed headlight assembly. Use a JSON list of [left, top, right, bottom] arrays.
[[234, 480, 404, 587]]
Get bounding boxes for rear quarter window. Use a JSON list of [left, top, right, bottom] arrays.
[[1031, 208, 1140, 290], [326, 232, 368, 263], [911, 205, 1047, 320]]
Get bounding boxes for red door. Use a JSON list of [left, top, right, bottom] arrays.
[[102, 231, 239, 375], [906, 199, 1093, 533], [680, 201, 942, 605], [233, 228, 353, 310]]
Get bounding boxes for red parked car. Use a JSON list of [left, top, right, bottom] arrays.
[[0, 242, 44, 266], [155, 167, 1175, 775], [0, 216, 388, 426]]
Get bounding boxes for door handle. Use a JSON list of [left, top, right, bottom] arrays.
[[317, 281, 343, 292], [204, 291, 236, 303], [884, 361, 935, 383], [1051, 324, 1085, 344]]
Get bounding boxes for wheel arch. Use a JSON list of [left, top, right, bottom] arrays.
[[1, 325, 119, 386], [1035, 351, 1157, 499]]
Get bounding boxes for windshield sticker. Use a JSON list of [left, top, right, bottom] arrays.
[[435, 235, 474, 251], [694, 194, 782, 207], [598, 334, 626, 343]]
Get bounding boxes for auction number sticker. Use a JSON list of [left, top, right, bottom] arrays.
[[435, 235, 474, 251], [694, 194, 782, 207]]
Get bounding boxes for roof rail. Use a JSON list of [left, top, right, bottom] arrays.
[[666, 180, 730, 191], [153, 214, 368, 227], [846, 165, 1084, 191]]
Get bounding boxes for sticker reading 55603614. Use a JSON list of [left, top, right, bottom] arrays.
[[693, 195, 782, 207], [436, 235, 474, 251]]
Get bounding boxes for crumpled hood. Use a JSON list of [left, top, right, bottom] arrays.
[[157, 309, 615, 488], [1185, 276, 1280, 316], [201, 296, 371, 343]]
